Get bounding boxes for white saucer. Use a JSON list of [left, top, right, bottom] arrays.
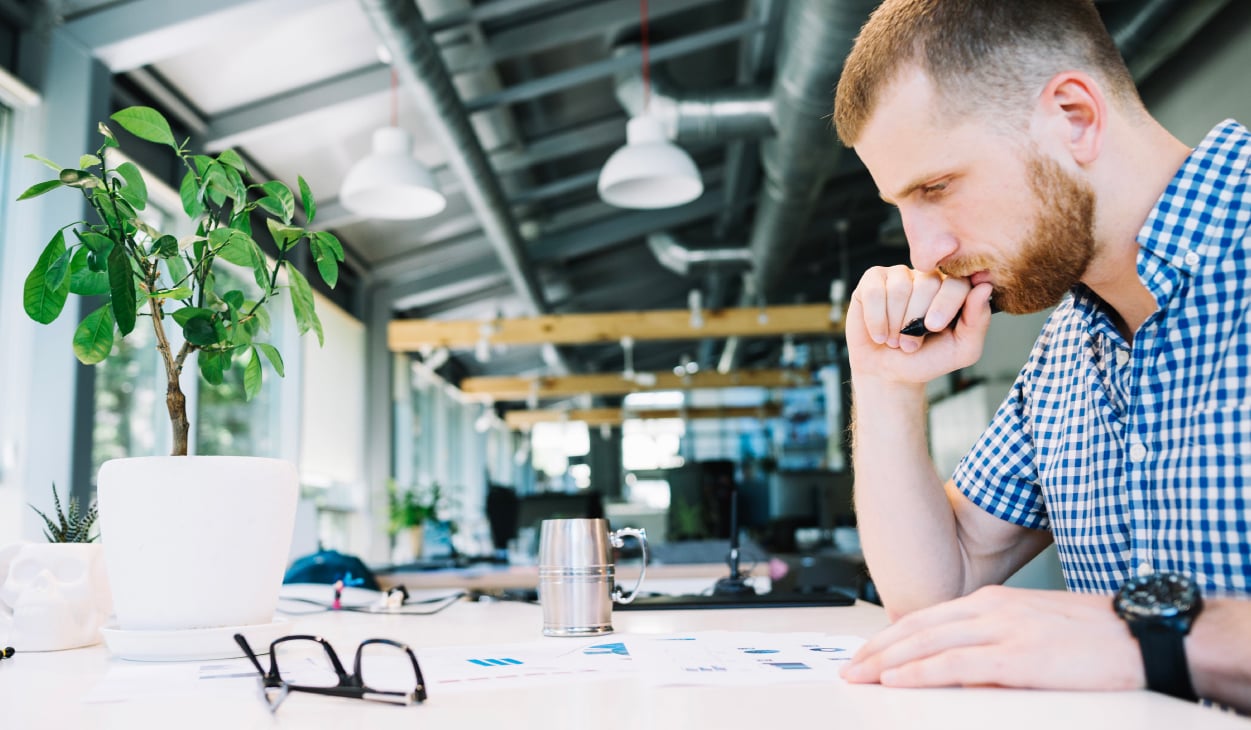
[[100, 617, 292, 662]]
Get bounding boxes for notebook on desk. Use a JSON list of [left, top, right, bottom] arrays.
[[616, 589, 855, 610]]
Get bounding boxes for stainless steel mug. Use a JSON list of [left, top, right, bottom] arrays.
[[537, 518, 648, 637]]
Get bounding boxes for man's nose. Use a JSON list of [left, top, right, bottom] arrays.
[[902, 208, 956, 273]]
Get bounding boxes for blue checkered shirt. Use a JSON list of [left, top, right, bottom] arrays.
[[953, 119, 1251, 596]]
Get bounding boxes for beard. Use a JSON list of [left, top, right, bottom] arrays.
[[940, 152, 1096, 315]]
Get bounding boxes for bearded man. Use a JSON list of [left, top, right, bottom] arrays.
[[834, 0, 1251, 712]]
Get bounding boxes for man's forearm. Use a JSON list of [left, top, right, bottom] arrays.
[[851, 376, 966, 613]]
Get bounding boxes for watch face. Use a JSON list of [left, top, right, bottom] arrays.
[[1116, 573, 1200, 619]]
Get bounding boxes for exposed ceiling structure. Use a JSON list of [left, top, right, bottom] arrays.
[[5, 0, 1242, 401]]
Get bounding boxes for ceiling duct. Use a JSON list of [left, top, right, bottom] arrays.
[[647, 232, 753, 277], [357, 0, 548, 316]]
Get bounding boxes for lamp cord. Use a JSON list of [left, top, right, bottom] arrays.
[[640, 0, 650, 112], [390, 67, 399, 128]]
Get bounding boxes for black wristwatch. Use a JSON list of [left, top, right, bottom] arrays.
[[1113, 571, 1203, 701]]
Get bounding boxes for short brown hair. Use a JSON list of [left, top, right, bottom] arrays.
[[833, 0, 1141, 146]]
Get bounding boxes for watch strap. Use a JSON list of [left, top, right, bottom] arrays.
[[1134, 624, 1197, 701]]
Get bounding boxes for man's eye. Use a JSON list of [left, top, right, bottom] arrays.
[[921, 182, 948, 196]]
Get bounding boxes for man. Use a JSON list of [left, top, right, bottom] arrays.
[[832, 0, 1251, 711]]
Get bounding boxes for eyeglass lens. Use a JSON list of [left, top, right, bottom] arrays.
[[272, 637, 343, 688], [357, 641, 421, 693]]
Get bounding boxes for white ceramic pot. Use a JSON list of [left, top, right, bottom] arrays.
[[97, 456, 297, 631], [0, 542, 112, 651]]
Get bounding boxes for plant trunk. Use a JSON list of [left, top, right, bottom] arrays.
[[166, 381, 190, 456]]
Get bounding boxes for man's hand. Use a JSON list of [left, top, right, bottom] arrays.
[[841, 586, 1143, 691], [846, 265, 994, 386]]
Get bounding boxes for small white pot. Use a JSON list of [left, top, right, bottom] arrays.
[[98, 456, 297, 631], [0, 542, 112, 651]]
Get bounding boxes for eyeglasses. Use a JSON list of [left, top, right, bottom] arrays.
[[233, 633, 427, 712]]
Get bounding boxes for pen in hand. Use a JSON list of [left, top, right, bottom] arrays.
[[899, 301, 998, 336], [900, 313, 958, 337]]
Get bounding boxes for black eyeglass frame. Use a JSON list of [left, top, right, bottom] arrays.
[[233, 633, 427, 710]]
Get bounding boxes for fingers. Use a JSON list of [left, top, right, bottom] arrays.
[[853, 266, 973, 352], [840, 588, 1143, 691]]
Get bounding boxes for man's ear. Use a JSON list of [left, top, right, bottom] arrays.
[[1038, 71, 1105, 165]]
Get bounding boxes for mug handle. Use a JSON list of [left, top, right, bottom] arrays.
[[609, 527, 648, 604]]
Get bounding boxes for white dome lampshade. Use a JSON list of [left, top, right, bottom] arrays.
[[597, 115, 703, 209], [339, 126, 446, 220]]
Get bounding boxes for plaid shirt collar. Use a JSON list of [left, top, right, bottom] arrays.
[[1070, 119, 1251, 343]]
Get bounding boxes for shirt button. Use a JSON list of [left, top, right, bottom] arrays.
[[1184, 251, 1200, 266], [1138, 562, 1153, 576], [1129, 442, 1148, 462], [1115, 349, 1129, 366]]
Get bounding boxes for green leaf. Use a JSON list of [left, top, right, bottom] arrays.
[[110, 107, 176, 148], [243, 348, 263, 401], [106, 240, 137, 336], [286, 262, 323, 346], [25, 153, 62, 172], [309, 236, 339, 289], [198, 349, 229, 385], [23, 231, 70, 323], [298, 176, 316, 224], [17, 179, 63, 200], [151, 286, 193, 300], [210, 228, 264, 274], [316, 231, 346, 262], [151, 234, 179, 258], [256, 342, 285, 378], [166, 255, 190, 288], [70, 247, 109, 296], [115, 161, 148, 211], [46, 248, 71, 292], [79, 154, 101, 168], [172, 306, 214, 326], [179, 170, 203, 219], [78, 230, 113, 254], [72, 304, 115, 365], [222, 290, 245, 311], [58, 169, 100, 189], [181, 312, 219, 346], [266, 219, 303, 251], [217, 148, 247, 172], [256, 181, 294, 222]]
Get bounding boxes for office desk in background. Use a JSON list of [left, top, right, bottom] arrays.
[[3, 593, 1243, 730]]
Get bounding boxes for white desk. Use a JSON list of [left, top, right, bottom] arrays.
[[2, 592, 1243, 730]]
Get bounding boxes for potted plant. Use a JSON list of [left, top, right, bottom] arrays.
[[17, 106, 342, 638], [0, 485, 111, 651], [387, 480, 438, 562]]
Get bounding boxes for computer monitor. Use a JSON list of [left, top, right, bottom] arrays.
[[514, 490, 605, 535]]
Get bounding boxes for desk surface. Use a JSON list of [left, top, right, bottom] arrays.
[[3, 589, 1243, 730]]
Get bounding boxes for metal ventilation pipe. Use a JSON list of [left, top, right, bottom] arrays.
[[612, 52, 775, 144], [357, 0, 548, 316], [749, 0, 879, 294], [647, 232, 753, 277]]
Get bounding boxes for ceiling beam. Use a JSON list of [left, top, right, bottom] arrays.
[[388, 302, 843, 351], [462, 368, 812, 401], [60, 0, 339, 72], [463, 17, 767, 113], [505, 404, 783, 429]]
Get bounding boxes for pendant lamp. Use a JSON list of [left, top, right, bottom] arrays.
[[340, 68, 446, 220], [597, 0, 703, 209]]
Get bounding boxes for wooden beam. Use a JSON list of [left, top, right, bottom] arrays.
[[504, 404, 783, 429], [461, 368, 813, 401], [388, 302, 843, 351]]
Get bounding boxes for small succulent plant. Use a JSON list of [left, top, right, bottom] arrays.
[[30, 484, 99, 543]]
